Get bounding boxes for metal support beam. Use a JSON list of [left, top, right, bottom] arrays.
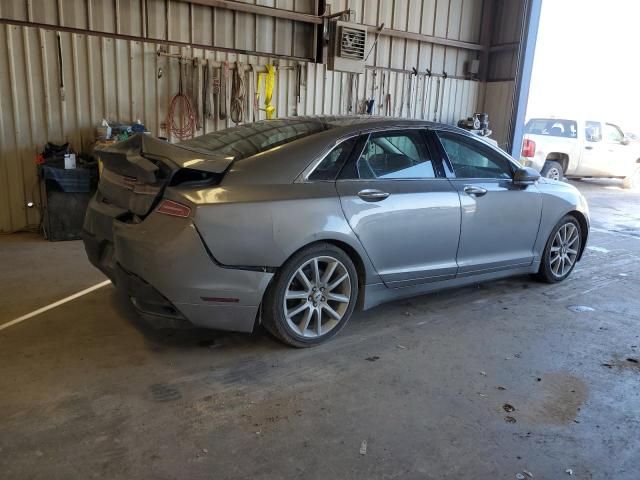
[[182, 0, 485, 52], [364, 25, 484, 51], [509, 0, 543, 157], [478, 0, 495, 82], [489, 42, 519, 53], [186, 0, 322, 24], [0, 18, 314, 62]]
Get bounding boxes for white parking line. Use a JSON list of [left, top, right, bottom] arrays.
[[0, 280, 111, 332]]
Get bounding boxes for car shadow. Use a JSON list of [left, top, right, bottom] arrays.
[[110, 288, 280, 351]]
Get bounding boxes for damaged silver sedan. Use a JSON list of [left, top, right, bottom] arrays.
[[83, 116, 590, 347]]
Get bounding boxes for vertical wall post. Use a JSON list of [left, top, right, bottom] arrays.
[[509, 0, 542, 157]]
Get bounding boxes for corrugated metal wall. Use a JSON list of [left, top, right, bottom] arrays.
[[480, 0, 526, 149], [0, 0, 496, 233]]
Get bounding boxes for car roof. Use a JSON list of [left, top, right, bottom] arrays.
[[178, 115, 467, 163], [218, 116, 495, 185], [290, 115, 454, 133]]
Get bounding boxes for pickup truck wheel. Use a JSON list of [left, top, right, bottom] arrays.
[[622, 166, 640, 189], [541, 161, 564, 181]]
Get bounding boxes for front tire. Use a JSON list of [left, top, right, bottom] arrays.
[[262, 243, 359, 347], [535, 215, 582, 283], [541, 161, 564, 180]]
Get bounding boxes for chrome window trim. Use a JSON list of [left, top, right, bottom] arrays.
[[334, 177, 452, 183]]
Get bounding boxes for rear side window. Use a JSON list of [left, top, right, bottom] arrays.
[[525, 119, 577, 138], [355, 131, 436, 179], [308, 138, 357, 181], [585, 121, 602, 142], [438, 132, 513, 179]]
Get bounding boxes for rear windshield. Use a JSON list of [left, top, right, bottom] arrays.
[[178, 118, 331, 160], [525, 118, 577, 138]]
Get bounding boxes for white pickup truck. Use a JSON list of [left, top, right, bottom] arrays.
[[520, 117, 640, 189]]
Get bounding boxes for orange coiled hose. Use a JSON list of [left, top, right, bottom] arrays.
[[167, 63, 196, 140]]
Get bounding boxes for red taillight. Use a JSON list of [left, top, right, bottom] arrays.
[[156, 199, 191, 218], [521, 139, 536, 157]]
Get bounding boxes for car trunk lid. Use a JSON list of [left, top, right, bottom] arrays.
[[95, 134, 233, 217]]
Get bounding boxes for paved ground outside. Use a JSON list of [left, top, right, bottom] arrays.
[[1, 180, 638, 479]]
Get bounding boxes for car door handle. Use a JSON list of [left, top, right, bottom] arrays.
[[585, 146, 593, 150], [463, 185, 488, 197], [357, 189, 390, 202]]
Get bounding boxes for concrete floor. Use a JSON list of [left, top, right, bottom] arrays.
[[1, 180, 639, 480]]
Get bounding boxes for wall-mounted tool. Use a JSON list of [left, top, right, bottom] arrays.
[[192, 58, 202, 130], [212, 66, 220, 121], [219, 61, 229, 121], [167, 62, 196, 140], [294, 64, 302, 111], [432, 76, 441, 122], [407, 67, 418, 118], [257, 64, 276, 119], [421, 69, 432, 120], [203, 61, 213, 123], [230, 61, 246, 125], [56, 33, 65, 101], [457, 113, 492, 137], [247, 64, 255, 122], [438, 71, 448, 122], [365, 99, 374, 115], [366, 69, 377, 115], [346, 73, 357, 114]]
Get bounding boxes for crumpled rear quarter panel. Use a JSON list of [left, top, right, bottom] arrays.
[[175, 183, 380, 283], [112, 212, 272, 331]]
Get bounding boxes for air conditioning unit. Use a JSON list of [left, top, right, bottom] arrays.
[[328, 20, 367, 74]]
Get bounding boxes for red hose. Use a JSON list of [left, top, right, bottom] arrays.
[[167, 62, 196, 140], [167, 92, 196, 140]]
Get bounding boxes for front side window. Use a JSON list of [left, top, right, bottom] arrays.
[[604, 123, 624, 144], [438, 132, 513, 179], [585, 121, 602, 142], [308, 138, 357, 181], [355, 131, 435, 179]]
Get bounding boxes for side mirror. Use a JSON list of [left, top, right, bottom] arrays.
[[621, 137, 631, 145], [513, 167, 541, 184]]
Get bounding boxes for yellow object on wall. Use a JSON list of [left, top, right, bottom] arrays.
[[257, 65, 276, 120]]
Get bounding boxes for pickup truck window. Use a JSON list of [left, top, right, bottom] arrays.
[[525, 118, 577, 138], [604, 123, 625, 143], [585, 121, 602, 142]]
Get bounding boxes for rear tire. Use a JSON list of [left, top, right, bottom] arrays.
[[622, 166, 640, 189], [535, 215, 582, 283], [262, 243, 358, 348], [541, 161, 564, 181]]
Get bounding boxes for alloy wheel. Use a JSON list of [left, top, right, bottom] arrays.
[[549, 222, 580, 277], [283, 255, 352, 338], [546, 167, 561, 180]]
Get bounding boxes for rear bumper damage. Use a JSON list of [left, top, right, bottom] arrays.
[[82, 197, 273, 332]]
